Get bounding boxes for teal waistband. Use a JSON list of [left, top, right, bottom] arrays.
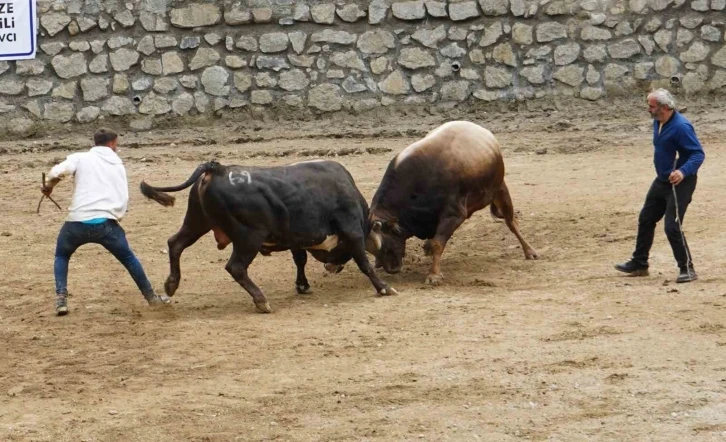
[[81, 218, 109, 224]]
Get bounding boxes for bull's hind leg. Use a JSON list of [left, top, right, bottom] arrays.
[[165, 184, 212, 297], [165, 223, 210, 297], [291, 249, 312, 294], [224, 227, 272, 313], [492, 181, 538, 259]]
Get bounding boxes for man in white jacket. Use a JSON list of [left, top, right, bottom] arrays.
[[42, 129, 170, 316]]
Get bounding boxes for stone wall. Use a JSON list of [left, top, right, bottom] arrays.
[[1, 0, 726, 133]]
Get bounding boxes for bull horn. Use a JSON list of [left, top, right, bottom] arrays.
[[372, 221, 383, 232], [366, 231, 382, 253]]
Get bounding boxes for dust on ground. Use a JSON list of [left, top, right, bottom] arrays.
[[2, 98, 726, 442]]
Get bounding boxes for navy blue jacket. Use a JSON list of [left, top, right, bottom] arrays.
[[652, 111, 705, 182]]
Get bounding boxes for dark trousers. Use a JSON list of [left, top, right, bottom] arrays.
[[632, 176, 697, 269], [54, 220, 154, 297]]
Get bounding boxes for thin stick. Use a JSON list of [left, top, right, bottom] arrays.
[[36, 195, 45, 214], [37, 173, 63, 214], [672, 158, 694, 281], [46, 194, 63, 211]]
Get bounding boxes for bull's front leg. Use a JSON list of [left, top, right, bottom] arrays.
[[291, 249, 312, 294], [343, 234, 399, 297], [165, 224, 210, 297], [424, 214, 465, 286], [493, 181, 538, 260], [351, 240, 399, 296]]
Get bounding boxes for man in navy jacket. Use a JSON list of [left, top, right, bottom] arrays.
[[615, 88, 705, 283]]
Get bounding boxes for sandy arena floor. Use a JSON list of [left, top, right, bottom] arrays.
[[1, 100, 726, 441]]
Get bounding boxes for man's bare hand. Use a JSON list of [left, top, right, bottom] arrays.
[[669, 170, 684, 185], [41, 177, 60, 196]]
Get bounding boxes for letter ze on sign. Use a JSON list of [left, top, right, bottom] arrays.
[[0, 0, 37, 60]]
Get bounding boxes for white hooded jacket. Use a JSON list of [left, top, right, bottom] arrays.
[[48, 146, 129, 222]]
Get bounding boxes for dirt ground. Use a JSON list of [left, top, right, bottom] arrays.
[[2, 98, 726, 442]]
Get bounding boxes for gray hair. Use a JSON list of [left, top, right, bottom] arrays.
[[648, 88, 676, 110]]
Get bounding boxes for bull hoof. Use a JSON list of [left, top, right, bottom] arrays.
[[378, 286, 399, 296], [255, 301, 272, 313], [296, 284, 312, 295], [164, 277, 178, 297], [425, 273, 444, 286], [324, 263, 344, 274], [525, 248, 539, 260]]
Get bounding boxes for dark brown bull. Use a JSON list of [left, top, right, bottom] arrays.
[[366, 121, 538, 285], [140, 160, 397, 313]]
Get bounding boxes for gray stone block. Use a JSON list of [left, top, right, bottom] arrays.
[[170, 4, 221, 28]]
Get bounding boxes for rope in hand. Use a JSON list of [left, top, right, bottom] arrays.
[[37, 172, 63, 214], [671, 157, 694, 282]]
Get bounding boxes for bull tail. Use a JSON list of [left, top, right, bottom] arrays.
[[140, 161, 222, 207], [489, 203, 505, 223]]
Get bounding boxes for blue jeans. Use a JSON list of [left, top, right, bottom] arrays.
[[54, 220, 154, 297]]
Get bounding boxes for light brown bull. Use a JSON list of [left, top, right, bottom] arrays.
[[366, 120, 538, 285]]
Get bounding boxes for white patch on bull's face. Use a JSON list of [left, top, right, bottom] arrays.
[[262, 241, 276, 247], [305, 235, 339, 252], [229, 170, 251, 185]]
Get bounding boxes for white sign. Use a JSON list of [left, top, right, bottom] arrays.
[[0, 0, 36, 60]]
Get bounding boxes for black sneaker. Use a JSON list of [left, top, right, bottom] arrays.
[[56, 295, 68, 316], [145, 293, 172, 306], [614, 260, 649, 276], [676, 267, 698, 283]]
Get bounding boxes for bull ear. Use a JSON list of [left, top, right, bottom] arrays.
[[390, 220, 401, 234], [372, 221, 382, 232]]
